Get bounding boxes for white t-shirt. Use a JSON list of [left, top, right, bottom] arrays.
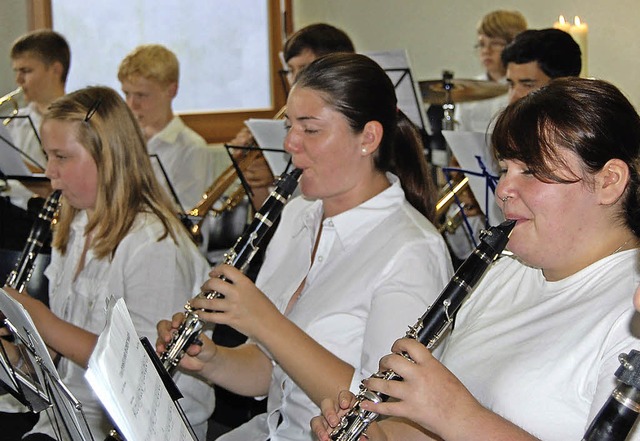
[[29, 211, 215, 440], [439, 251, 640, 441], [220, 173, 454, 441]]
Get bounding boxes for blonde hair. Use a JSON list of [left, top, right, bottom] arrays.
[[46, 86, 184, 259], [117, 44, 179, 85], [477, 10, 527, 43]]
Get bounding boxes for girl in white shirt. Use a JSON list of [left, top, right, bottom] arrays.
[[313, 77, 640, 441]]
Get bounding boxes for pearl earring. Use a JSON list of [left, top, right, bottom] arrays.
[[361, 148, 367, 154]]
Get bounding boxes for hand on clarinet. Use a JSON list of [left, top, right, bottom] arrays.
[[311, 390, 369, 441], [191, 265, 281, 340], [156, 312, 218, 373]]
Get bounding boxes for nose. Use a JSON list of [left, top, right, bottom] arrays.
[[495, 172, 515, 210], [283, 128, 300, 154], [509, 87, 526, 105], [44, 159, 56, 180]]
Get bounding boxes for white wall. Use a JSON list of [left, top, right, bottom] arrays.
[[293, 0, 640, 108]]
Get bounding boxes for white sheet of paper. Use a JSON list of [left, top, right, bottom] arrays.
[[85, 298, 195, 441], [0, 124, 33, 177], [442, 130, 504, 226], [245, 118, 291, 176], [363, 49, 427, 131]]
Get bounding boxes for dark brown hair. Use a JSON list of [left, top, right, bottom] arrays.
[[492, 77, 640, 237], [294, 53, 436, 220]]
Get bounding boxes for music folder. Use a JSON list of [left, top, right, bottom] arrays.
[[85, 297, 196, 441]]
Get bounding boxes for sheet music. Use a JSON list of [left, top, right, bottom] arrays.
[[244, 118, 291, 176], [363, 49, 427, 131], [85, 298, 195, 441], [0, 123, 35, 177], [441, 130, 504, 226]]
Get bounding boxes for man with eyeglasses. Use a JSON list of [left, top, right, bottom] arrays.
[[454, 10, 527, 132]]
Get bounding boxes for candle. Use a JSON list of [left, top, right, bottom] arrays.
[[553, 15, 571, 33], [569, 16, 588, 77]]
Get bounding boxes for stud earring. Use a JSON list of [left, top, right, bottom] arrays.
[[361, 148, 367, 154]]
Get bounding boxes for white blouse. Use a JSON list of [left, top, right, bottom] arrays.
[[220, 173, 453, 441]]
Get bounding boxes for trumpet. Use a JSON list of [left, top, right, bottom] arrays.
[[184, 105, 288, 243], [435, 176, 470, 234], [184, 149, 262, 244], [0, 87, 23, 125]]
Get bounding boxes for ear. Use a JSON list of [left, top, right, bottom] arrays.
[[360, 120, 383, 156], [167, 81, 178, 99], [596, 158, 630, 205], [50, 61, 64, 82]]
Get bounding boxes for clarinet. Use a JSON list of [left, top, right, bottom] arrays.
[[330, 219, 516, 441], [160, 168, 302, 374], [5, 190, 61, 292], [583, 350, 640, 441]]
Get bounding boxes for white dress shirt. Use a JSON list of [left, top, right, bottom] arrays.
[[27, 211, 215, 440], [220, 173, 453, 441], [148, 116, 220, 210]]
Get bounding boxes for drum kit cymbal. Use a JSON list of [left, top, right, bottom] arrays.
[[419, 78, 508, 105]]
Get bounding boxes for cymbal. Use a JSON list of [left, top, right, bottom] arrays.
[[419, 78, 508, 105]]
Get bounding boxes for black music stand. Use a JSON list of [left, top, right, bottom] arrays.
[[149, 153, 184, 212], [0, 288, 94, 441], [364, 49, 429, 137], [223, 144, 293, 211]]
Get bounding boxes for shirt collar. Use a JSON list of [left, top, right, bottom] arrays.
[[292, 172, 405, 249], [149, 115, 183, 144]]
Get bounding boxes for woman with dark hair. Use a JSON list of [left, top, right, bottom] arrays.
[[314, 77, 640, 441], [157, 53, 453, 441]]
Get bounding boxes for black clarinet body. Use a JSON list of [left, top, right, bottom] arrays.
[[583, 350, 640, 441], [5, 190, 61, 292], [330, 219, 516, 441], [160, 168, 302, 374]]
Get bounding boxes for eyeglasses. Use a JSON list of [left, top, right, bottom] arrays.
[[474, 40, 507, 51], [84, 96, 103, 122]]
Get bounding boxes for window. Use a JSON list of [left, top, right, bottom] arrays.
[[29, 0, 291, 142]]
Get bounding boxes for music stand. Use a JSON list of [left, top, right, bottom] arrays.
[[363, 49, 429, 135], [149, 154, 185, 212], [441, 130, 504, 248], [224, 144, 293, 211], [0, 115, 45, 174], [0, 288, 94, 441]]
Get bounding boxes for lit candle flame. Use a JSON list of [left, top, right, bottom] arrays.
[[574, 16, 582, 26], [559, 15, 566, 25]]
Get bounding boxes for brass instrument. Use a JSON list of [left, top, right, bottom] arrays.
[[185, 149, 262, 243], [184, 105, 287, 243], [435, 176, 470, 233], [0, 87, 23, 125]]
